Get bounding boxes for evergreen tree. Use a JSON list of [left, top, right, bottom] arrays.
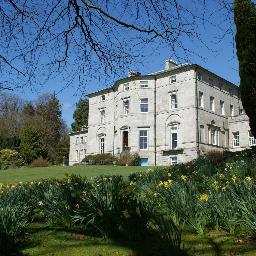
[[19, 125, 47, 163], [35, 94, 64, 162], [234, 0, 256, 136], [71, 98, 89, 132]]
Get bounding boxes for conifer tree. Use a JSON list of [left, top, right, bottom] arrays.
[[234, 0, 256, 136]]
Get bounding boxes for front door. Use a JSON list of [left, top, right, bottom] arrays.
[[123, 131, 128, 151]]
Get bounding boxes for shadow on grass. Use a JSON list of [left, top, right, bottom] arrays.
[[17, 224, 188, 256]]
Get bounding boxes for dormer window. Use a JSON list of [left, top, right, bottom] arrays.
[[123, 83, 129, 91], [140, 81, 148, 88], [101, 95, 106, 101]]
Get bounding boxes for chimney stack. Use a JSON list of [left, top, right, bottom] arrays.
[[165, 59, 178, 70], [128, 71, 141, 77]]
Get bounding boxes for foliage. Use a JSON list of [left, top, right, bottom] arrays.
[[83, 153, 117, 165], [0, 184, 35, 254], [0, 149, 25, 170], [1, 149, 256, 254], [19, 125, 48, 164], [234, 0, 256, 136], [117, 151, 140, 166], [71, 98, 89, 132], [30, 158, 50, 168]]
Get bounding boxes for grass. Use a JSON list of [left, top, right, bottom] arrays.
[[21, 224, 256, 256], [0, 165, 151, 184]]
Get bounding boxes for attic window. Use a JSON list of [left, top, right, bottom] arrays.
[[170, 75, 176, 83], [140, 81, 148, 88], [101, 95, 106, 101]]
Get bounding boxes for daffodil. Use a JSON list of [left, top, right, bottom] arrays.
[[199, 194, 209, 202], [122, 210, 130, 219]]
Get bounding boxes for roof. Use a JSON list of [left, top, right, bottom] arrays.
[[87, 64, 239, 98]]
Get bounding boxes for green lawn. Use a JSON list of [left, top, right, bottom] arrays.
[[21, 225, 256, 256], [0, 165, 151, 184]]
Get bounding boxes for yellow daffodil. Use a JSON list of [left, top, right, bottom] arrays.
[[199, 194, 209, 202], [218, 173, 225, 180], [181, 175, 188, 182], [212, 181, 220, 190]]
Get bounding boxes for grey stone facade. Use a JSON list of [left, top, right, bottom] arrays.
[[69, 61, 255, 166]]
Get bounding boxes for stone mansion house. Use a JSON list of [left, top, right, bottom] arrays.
[[69, 60, 256, 166]]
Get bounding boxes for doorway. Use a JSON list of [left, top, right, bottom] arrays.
[[123, 131, 129, 151]]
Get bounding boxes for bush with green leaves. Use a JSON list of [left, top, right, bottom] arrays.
[[0, 149, 25, 170], [117, 151, 140, 166], [83, 153, 117, 165]]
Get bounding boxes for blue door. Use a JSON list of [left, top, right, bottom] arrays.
[[139, 158, 149, 166]]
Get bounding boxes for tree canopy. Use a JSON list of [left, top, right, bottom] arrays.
[[71, 98, 89, 132], [234, 0, 256, 136], [0, 0, 234, 91]]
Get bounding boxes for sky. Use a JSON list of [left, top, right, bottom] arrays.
[[9, 0, 239, 128]]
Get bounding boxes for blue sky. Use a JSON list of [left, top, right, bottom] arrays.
[[13, 1, 238, 128]]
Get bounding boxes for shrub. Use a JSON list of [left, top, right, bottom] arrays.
[[83, 153, 117, 165], [0, 149, 25, 170], [117, 151, 140, 166], [30, 158, 50, 168]]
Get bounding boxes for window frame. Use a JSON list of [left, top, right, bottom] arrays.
[[170, 75, 176, 83], [123, 83, 129, 91], [140, 98, 149, 112], [99, 137, 105, 154], [170, 93, 178, 109], [139, 129, 148, 150], [123, 99, 129, 115], [101, 95, 106, 101], [170, 156, 178, 165], [220, 100, 225, 115], [100, 109, 106, 124], [199, 91, 204, 108], [233, 132, 240, 148], [210, 96, 215, 112], [140, 81, 149, 89], [170, 125, 178, 149]]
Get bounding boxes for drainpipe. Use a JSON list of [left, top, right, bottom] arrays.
[[195, 68, 200, 157], [154, 76, 157, 166]]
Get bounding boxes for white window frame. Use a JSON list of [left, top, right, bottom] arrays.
[[199, 91, 204, 108], [170, 93, 178, 109], [100, 109, 105, 124], [249, 131, 256, 146], [76, 137, 79, 145], [170, 125, 178, 149], [208, 127, 219, 146], [170, 75, 176, 83], [210, 96, 215, 112], [123, 83, 129, 91], [123, 99, 129, 115], [99, 137, 105, 154], [170, 156, 178, 165], [80, 137, 84, 144], [101, 95, 106, 101], [233, 132, 240, 147], [140, 81, 149, 88], [139, 129, 148, 150], [140, 98, 148, 112], [220, 100, 225, 115], [200, 125, 204, 143]]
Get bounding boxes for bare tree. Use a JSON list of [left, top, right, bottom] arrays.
[[0, 0, 234, 92]]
